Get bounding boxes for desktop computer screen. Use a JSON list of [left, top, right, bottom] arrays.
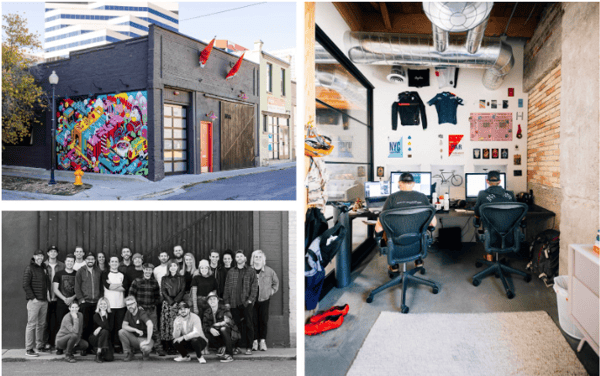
[[465, 173, 506, 201], [364, 181, 390, 209], [390, 171, 432, 198]]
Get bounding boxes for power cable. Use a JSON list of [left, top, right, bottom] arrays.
[[180, 2, 267, 22]]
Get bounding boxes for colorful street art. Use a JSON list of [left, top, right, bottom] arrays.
[[56, 91, 148, 176]]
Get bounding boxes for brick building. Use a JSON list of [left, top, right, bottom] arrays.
[[3, 25, 261, 181]]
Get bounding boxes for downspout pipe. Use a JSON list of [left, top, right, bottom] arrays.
[[344, 31, 514, 90]]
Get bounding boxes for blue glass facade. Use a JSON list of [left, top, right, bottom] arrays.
[[45, 30, 93, 43], [45, 36, 121, 53], [118, 21, 149, 32]]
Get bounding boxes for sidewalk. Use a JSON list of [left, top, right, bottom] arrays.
[[2, 347, 296, 361], [2, 162, 296, 200]]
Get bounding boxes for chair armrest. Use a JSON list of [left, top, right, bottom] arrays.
[[519, 219, 526, 229], [472, 217, 481, 228], [427, 226, 435, 232]]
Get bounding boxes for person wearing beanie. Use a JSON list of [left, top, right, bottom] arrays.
[[474, 171, 516, 261], [191, 259, 218, 317], [23, 249, 51, 356], [375, 172, 437, 271]]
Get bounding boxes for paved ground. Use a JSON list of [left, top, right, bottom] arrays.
[[164, 167, 296, 200], [2, 359, 295, 376], [1, 162, 296, 200]]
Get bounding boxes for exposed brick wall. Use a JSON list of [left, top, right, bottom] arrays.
[[527, 64, 561, 229]]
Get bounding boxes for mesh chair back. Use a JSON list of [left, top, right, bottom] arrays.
[[479, 202, 528, 252], [380, 205, 435, 264]]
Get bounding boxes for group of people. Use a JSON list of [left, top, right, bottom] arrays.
[[23, 245, 279, 364]]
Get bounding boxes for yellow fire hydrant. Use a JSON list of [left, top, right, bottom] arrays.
[[74, 169, 84, 186]]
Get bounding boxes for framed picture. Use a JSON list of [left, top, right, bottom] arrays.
[[501, 148, 509, 159], [514, 170, 522, 176], [473, 148, 481, 159], [492, 148, 499, 159], [514, 154, 521, 165], [357, 166, 366, 177], [483, 148, 490, 159], [502, 100, 509, 109], [377, 166, 384, 177], [479, 99, 486, 108], [491, 100, 497, 109]]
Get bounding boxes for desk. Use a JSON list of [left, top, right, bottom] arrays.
[[332, 203, 555, 289]]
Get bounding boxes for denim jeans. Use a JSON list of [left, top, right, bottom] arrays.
[[56, 334, 89, 355], [118, 329, 154, 354], [26, 299, 48, 350]]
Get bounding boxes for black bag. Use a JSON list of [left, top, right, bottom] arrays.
[[526, 229, 560, 286]]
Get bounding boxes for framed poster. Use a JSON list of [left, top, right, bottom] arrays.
[[492, 148, 499, 159], [501, 148, 509, 159], [483, 148, 490, 159], [473, 148, 481, 159]]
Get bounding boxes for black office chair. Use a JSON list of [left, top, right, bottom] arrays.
[[472, 202, 532, 299], [366, 205, 440, 314]]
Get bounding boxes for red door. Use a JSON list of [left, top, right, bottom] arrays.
[[201, 121, 213, 172]]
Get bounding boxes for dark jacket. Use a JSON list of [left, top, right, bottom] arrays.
[[23, 259, 50, 301], [75, 265, 103, 303], [392, 91, 427, 130], [474, 185, 516, 218], [93, 312, 114, 333], [223, 265, 258, 307], [161, 274, 185, 305], [201, 299, 240, 342], [44, 260, 65, 301], [212, 265, 226, 298]]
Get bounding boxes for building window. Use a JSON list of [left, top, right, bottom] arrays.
[[281, 68, 286, 96], [267, 63, 272, 93], [263, 115, 268, 132]]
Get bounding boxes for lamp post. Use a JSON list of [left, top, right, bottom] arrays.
[[48, 71, 58, 185]]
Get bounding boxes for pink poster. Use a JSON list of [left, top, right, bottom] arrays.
[[469, 113, 513, 141]]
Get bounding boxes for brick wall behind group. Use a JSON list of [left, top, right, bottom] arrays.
[[527, 64, 561, 229]]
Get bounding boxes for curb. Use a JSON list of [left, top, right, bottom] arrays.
[[2, 351, 296, 362]]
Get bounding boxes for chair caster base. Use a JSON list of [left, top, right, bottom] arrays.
[[524, 274, 532, 282], [472, 279, 480, 287], [401, 305, 409, 314], [366, 296, 374, 304], [432, 287, 439, 294], [506, 291, 515, 299], [420, 268, 426, 275], [475, 262, 483, 268]]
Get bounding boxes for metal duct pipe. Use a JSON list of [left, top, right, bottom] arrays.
[[344, 31, 514, 90], [465, 17, 489, 54], [432, 25, 449, 52]]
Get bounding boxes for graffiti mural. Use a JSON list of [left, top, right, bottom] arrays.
[[56, 91, 148, 175]]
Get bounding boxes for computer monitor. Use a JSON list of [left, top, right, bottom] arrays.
[[364, 181, 390, 209], [465, 172, 507, 202], [389, 171, 432, 198]]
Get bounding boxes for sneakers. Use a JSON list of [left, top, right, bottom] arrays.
[[65, 354, 76, 363], [252, 340, 258, 351], [174, 355, 191, 362], [56, 349, 64, 355], [245, 348, 252, 355], [233, 347, 241, 355], [26, 349, 39, 357], [198, 356, 206, 364], [157, 349, 166, 356], [415, 259, 424, 268], [305, 314, 344, 336], [80, 349, 87, 357], [220, 354, 234, 363], [123, 351, 134, 362], [309, 304, 350, 324], [259, 339, 267, 351], [37, 346, 49, 353], [142, 351, 150, 361], [388, 264, 399, 273], [217, 347, 226, 356]]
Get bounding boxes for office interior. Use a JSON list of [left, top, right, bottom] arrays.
[[304, 3, 599, 375]]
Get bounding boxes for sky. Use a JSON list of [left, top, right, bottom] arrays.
[[1, 1, 296, 53]]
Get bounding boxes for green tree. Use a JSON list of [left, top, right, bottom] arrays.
[[2, 13, 46, 146]]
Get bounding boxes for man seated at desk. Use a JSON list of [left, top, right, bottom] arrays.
[[375, 172, 437, 273], [473, 171, 516, 261]]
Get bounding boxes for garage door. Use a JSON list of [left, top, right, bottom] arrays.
[[164, 104, 187, 175], [220, 102, 255, 170]]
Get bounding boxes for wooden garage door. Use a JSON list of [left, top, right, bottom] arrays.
[[221, 102, 255, 170]]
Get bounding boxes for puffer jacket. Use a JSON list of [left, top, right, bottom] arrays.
[[23, 259, 50, 301], [161, 274, 185, 305], [255, 265, 279, 302]]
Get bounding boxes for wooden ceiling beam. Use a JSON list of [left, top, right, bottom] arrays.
[[379, 2, 392, 31], [333, 3, 364, 31]]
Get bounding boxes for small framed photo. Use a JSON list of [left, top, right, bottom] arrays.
[[357, 166, 366, 177], [514, 154, 521, 165], [473, 148, 481, 159], [502, 100, 509, 109], [491, 100, 497, 109], [492, 148, 499, 159], [514, 170, 522, 176], [376, 166, 384, 177], [501, 148, 509, 159], [483, 148, 490, 159], [479, 99, 486, 108]]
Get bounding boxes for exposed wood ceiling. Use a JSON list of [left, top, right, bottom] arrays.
[[333, 2, 548, 38]]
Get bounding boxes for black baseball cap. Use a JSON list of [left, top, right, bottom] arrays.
[[178, 302, 190, 309], [84, 251, 96, 259], [47, 245, 58, 253], [487, 171, 501, 182], [33, 249, 45, 256], [400, 172, 414, 183]]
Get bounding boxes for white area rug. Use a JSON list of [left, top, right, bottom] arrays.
[[347, 311, 587, 376]]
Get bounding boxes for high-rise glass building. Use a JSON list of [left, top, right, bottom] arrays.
[[44, 1, 179, 61]]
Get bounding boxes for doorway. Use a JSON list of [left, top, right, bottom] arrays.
[[164, 104, 188, 175]]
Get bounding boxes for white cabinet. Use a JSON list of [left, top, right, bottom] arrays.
[[568, 244, 599, 355]]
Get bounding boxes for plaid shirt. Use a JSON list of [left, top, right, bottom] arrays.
[[129, 276, 160, 308], [223, 265, 258, 307]]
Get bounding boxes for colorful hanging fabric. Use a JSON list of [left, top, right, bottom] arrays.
[[199, 36, 216, 67], [225, 53, 245, 80]]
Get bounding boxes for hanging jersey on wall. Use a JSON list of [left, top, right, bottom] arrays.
[[427, 92, 464, 125], [407, 68, 430, 88], [434, 67, 459, 88], [392, 91, 427, 130]]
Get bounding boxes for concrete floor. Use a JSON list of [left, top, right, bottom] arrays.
[[305, 242, 599, 376]]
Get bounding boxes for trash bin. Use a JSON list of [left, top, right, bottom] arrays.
[[553, 276, 584, 339]]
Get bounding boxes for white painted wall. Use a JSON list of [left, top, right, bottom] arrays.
[[316, 2, 529, 200]]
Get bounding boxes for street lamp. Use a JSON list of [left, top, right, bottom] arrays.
[[48, 71, 58, 185]]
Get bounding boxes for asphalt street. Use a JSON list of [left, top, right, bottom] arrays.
[[2, 359, 296, 375], [163, 167, 296, 200]]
